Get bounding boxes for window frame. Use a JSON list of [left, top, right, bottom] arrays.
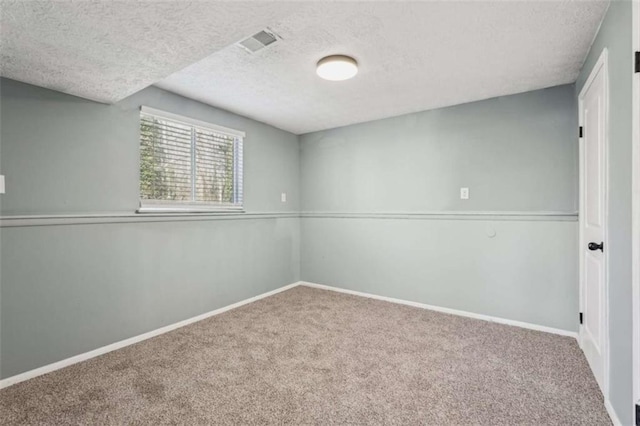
[[137, 106, 245, 214]]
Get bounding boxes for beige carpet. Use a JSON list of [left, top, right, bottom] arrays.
[[0, 286, 610, 425]]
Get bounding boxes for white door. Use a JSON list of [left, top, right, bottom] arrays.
[[633, 1, 640, 419], [579, 49, 608, 395]]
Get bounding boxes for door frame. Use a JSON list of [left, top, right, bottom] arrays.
[[632, 0, 640, 422], [578, 47, 610, 399]]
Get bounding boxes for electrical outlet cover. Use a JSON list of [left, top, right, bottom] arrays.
[[460, 187, 469, 199]]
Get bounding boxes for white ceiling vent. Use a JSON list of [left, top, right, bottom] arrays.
[[238, 29, 279, 53]]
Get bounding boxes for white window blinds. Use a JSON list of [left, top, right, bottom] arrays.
[[139, 107, 244, 212]]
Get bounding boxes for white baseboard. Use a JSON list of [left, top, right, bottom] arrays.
[[300, 281, 578, 339], [0, 280, 579, 391], [604, 399, 622, 426], [0, 282, 300, 390]]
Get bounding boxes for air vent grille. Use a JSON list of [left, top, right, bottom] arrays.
[[238, 30, 278, 53]]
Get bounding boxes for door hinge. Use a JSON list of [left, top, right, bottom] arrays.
[[635, 51, 640, 73], [579, 126, 583, 138], [579, 312, 583, 325]]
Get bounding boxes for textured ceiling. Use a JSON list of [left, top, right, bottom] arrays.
[[2, 1, 609, 134], [0, 1, 301, 103], [157, 1, 609, 134]]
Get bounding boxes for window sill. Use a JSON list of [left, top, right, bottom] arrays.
[[137, 206, 245, 214]]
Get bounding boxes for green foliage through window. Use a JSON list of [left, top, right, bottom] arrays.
[[139, 112, 243, 208]]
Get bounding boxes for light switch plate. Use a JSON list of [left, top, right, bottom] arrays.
[[281, 192, 287, 203], [460, 187, 469, 200], [0, 175, 5, 194]]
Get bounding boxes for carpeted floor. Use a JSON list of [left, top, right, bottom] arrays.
[[0, 286, 610, 425]]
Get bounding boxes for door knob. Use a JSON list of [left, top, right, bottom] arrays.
[[588, 242, 604, 252]]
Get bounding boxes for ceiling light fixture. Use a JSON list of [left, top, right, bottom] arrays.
[[316, 55, 358, 81]]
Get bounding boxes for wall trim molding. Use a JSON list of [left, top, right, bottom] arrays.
[[0, 282, 300, 389], [300, 211, 578, 222], [0, 280, 583, 396], [300, 281, 578, 339], [0, 212, 299, 228], [605, 399, 622, 426], [0, 210, 579, 227]]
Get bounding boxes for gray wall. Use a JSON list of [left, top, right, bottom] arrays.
[[0, 79, 301, 378], [576, 0, 634, 423], [0, 79, 300, 215], [301, 85, 577, 214], [300, 85, 579, 332], [0, 77, 593, 388]]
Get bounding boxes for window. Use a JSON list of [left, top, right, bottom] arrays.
[[138, 107, 244, 212]]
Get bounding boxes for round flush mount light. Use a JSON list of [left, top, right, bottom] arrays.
[[316, 55, 358, 81]]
